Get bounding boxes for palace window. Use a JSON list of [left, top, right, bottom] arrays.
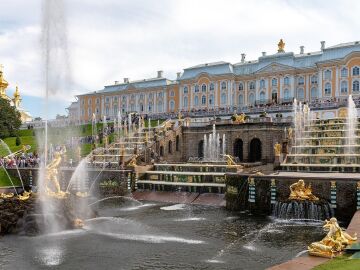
[[201, 84, 207, 92], [140, 94, 144, 100], [248, 93, 255, 104], [341, 81, 348, 93], [88, 99, 92, 105], [238, 82, 244, 91], [210, 83, 215, 91], [341, 67, 348, 77], [324, 70, 332, 80], [194, 84, 199, 92], [169, 100, 175, 111], [149, 93, 153, 99], [158, 92, 163, 98], [170, 91, 175, 97], [105, 97, 110, 103], [353, 80, 360, 92], [311, 87, 318, 99], [260, 79, 265, 88], [221, 93, 227, 104], [272, 78, 277, 87], [88, 108, 92, 116], [221, 81, 227, 90], [105, 107, 109, 115], [238, 94, 244, 105], [194, 96, 199, 106], [284, 89, 290, 100], [249, 81, 255, 90], [324, 82, 332, 95], [96, 98, 100, 104], [140, 103, 144, 112], [158, 102, 163, 112], [130, 104, 135, 111], [148, 102, 153, 112], [201, 95, 206, 105], [209, 94, 214, 105], [183, 97, 188, 108], [131, 94, 135, 100], [311, 75, 318, 84], [96, 108, 100, 114], [284, 76, 290, 85], [113, 107, 118, 115], [113, 96, 118, 102], [297, 88, 304, 99], [298, 76, 304, 85], [353, 66, 360, 76], [183, 86, 188, 94], [81, 99, 85, 105], [259, 91, 266, 103]]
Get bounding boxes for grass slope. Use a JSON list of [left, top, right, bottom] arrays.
[[313, 255, 360, 270], [0, 167, 21, 187]]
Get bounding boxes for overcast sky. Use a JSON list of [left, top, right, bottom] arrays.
[[0, 0, 359, 118]]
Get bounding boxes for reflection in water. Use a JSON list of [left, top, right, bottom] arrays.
[[37, 245, 64, 266]]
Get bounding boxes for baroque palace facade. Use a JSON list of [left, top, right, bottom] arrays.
[[70, 40, 360, 123]]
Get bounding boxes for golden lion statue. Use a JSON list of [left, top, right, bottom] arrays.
[[232, 113, 246, 124]]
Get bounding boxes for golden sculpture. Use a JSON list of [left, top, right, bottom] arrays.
[[274, 142, 282, 157], [223, 154, 237, 166], [127, 154, 138, 167], [287, 127, 293, 140], [233, 113, 246, 124], [288, 179, 319, 201], [278, 39, 285, 53], [308, 217, 357, 258], [45, 151, 67, 198], [0, 192, 14, 199], [17, 190, 31, 201]]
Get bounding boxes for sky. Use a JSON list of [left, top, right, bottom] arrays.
[[0, 0, 359, 119]]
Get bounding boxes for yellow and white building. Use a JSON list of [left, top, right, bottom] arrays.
[[72, 40, 360, 123]]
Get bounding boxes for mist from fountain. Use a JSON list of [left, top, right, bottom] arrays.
[[91, 113, 97, 146], [346, 95, 357, 162], [203, 124, 226, 162], [0, 164, 19, 195]]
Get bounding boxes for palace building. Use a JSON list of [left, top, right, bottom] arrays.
[[71, 40, 360, 123], [0, 65, 32, 123]]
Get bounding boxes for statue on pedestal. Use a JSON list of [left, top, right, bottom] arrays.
[[274, 142, 282, 157], [288, 179, 319, 201]]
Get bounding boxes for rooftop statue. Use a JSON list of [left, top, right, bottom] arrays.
[[278, 39, 285, 53], [308, 217, 357, 258], [288, 179, 319, 201]]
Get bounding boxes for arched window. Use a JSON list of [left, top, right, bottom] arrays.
[[88, 99, 92, 105], [297, 88, 304, 100], [210, 83, 215, 91], [221, 93, 227, 105], [284, 76, 290, 85], [239, 82, 244, 91], [353, 66, 360, 76], [176, 135, 180, 151], [284, 89, 290, 100], [96, 98, 100, 104], [260, 79, 265, 88], [341, 67, 348, 77], [170, 91, 174, 97], [311, 87, 318, 99], [311, 75, 318, 84], [168, 141, 172, 154], [249, 81, 255, 90], [248, 93, 255, 104], [169, 100, 175, 111], [221, 81, 227, 90], [157, 102, 163, 112], [325, 82, 332, 95], [105, 106, 109, 115], [194, 96, 199, 106], [298, 76, 304, 85], [113, 106, 118, 115], [183, 86, 188, 94], [341, 81, 348, 93], [201, 84, 207, 92], [140, 93, 144, 100], [140, 103, 144, 112], [194, 85, 199, 92], [209, 94, 214, 105], [353, 80, 360, 92], [324, 70, 332, 80], [201, 95, 206, 105], [183, 97, 188, 108], [272, 78, 277, 87], [259, 91, 266, 102], [238, 94, 244, 105]]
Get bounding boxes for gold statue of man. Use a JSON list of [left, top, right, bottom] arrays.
[[278, 39, 285, 53], [308, 217, 357, 258], [274, 142, 282, 157], [288, 179, 319, 201], [287, 127, 293, 140], [45, 151, 66, 198]]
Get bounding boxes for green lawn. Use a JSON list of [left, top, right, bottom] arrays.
[[313, 255, 360, 270], [0, 136, 37, 156], [0, 167, 21, 187]]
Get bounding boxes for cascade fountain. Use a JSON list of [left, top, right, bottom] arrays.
[[202, 124, 226, 162]]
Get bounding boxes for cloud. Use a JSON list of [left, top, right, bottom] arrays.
[[0, 0, 359, 118]]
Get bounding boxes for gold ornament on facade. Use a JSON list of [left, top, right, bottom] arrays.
[[278, 39, 285, 53], [308, 217, 357, 258], [288, 179, 319, 201], [233, 113, 246, 124]]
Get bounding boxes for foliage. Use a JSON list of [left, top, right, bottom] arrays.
[[0, 98, 21, 139], [313, 255, 360, 270], [15, 136, 21, 146], [0, 136, 37, 156]]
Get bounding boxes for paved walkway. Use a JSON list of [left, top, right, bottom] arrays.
[[267, 210, 360, 270]]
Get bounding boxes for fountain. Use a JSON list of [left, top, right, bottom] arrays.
[[202, 124, 226, 162], [281, 96, 360, 172]]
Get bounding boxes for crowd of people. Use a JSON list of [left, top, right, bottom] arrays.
[[0, 152, 40, 169]]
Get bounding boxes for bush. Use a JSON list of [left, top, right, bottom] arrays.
[[15, 136, 21, 146], [82, 126, 86, 134]]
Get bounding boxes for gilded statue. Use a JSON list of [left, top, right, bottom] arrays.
[[288, 179, 319, 201], [278, 39, 285, 53], [0, 192, 14, 199], [223, 154, 240, 167], [287, 127, 293, 140], [127, 154, 138, 167], [308, 217, 357, 258], [232, 113, 246, 124], [274, 142, 282, 157], [45, 151, 67, 198]]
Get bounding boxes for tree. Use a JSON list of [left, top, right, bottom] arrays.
[[15, 136, 21, 146], [0, 98, 22, 138]]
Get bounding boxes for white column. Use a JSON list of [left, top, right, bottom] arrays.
[[292, 76, 296, 99], [163, 90, 167, 112], [318, 69, 323, 98], [335, 67, 339, 97], [305, 75, 310, 102], [135, 94, 139, 112], [279, 76, 283, 100]]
